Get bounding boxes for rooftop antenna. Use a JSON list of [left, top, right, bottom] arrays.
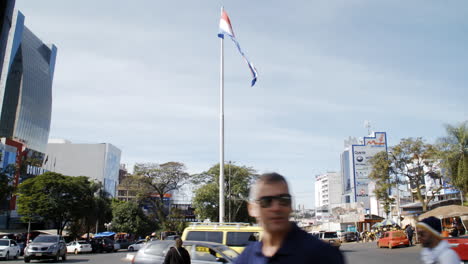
[[364, 120, 371, 136]]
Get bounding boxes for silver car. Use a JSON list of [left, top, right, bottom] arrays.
[[24, 235, 67, 263], [132, 240, 239, 264]]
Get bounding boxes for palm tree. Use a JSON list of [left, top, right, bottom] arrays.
[[438, 121, 468, 202]]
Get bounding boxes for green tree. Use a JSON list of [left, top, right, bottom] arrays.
[[16, 172, 96, 235], [133, 162, 190, 227], [111, 201, 155, 237], [163, 208, 187, 234], [369, 151, 395, 217], [192, 163, 257, 222], [0, 164, 15, 212], [387, 138, 442, 212], [437, 121, 468, 199], [68, 181, 112, 239]]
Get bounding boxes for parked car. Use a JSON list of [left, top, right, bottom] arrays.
[[317, 232, 341, 248], [91, 238, 114, 253], [344, 232, 358, 242], [336, 231, 346, 243], [66, 241, 92, 254], [377, 231, 410, 249], [128, 240, 147, 252], [0, 239, 20, 260], [115, 239, 131, 250], [444, 235, 468, 263], [23, 235, 67, 263], [131, 240, 239, 264]]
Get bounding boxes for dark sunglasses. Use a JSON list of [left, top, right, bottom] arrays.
[[256, 194, 292, 208]]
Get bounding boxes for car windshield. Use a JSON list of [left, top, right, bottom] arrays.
[[33, 236, 58, 243], [226, 232, 259, 247], [78, 242, 88, 244], [144, 242, 171, 256], [323, 232, 338, 238], [214, 245, 239, 260], [186, 231, 223, 244], [0, 240, 9, 246]]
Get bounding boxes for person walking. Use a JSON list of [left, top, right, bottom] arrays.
[[233, 172, 344, 264], [405, 224, 414, 246], [163, 238, 191, 264], [417, 217, 460, 264]]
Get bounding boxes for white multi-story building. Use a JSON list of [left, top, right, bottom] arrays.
[[43, 139, 122, 197], [315, 172, 342, 220]]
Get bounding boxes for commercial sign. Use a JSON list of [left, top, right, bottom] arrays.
[[352, 132, 387, 210]]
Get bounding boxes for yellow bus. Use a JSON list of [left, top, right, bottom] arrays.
[[181, 222, 263, 253]]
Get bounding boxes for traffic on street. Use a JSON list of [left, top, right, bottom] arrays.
[[0, 241, 421, 264]]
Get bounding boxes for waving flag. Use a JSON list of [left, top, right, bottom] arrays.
[[218, 9, 258, 86]]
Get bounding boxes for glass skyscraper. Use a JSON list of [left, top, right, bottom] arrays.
[[0, 10, 57, 153]]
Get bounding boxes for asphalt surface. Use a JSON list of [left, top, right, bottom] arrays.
[[342, 241, 420, 264], [1, 242, 420, 264]]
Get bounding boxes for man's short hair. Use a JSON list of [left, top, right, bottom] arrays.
[[249, 172, 289, 202]]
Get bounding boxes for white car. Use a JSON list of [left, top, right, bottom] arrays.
[[0, 239, 20, 260], [66, 241, 92, 254], [127, 240, 146, 252]]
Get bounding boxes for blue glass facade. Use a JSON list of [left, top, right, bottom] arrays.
[[0, 0, 16, 79], [0, 10, 57, 153]]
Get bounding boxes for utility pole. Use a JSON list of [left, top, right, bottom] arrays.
[[228, 161, 231, 223], [461, 190, 464, 206], [396, 186, 401, 226]]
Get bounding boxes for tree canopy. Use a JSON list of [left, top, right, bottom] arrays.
[[16, 172, 98, 235], [192, 163, 257, 222], [369, 151, 395, 217], [437, 121, 468, 197], [386, 138, 441, 212], [111, 200, 155, 236], [0, 164, 15, 212], [133, 162, 190, 226]]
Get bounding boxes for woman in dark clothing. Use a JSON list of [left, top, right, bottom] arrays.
[[163, 238, 191, 264]]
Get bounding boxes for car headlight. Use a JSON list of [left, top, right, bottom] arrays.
[[49, 244, 58, 250]]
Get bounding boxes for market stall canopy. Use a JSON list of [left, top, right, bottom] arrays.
[[419, 205, 468, 220], [94, 231, 115, 238], [380, 219, 397, 226]]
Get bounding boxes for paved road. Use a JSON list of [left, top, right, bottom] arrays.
[[342, 241, 420, 264], [1, 251, 130, 264], [2, 242, 420, 264]]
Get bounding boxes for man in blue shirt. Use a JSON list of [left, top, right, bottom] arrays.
[[234, 172, 344, 264]]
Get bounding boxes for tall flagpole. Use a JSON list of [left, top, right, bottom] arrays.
[[219, 7, 225, 223]]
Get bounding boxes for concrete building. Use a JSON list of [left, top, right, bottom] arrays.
[[314, 172, 342, 222], [340, 132, 388, 216], [340, 137, 361, 204], [44, 140, 121, 197], [315, 172, 342, 208]]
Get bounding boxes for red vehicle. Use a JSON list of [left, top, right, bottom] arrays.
[[377, 231, 410, 249], [444, 235, 468, 262]]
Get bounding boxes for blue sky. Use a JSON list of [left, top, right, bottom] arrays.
[[16, 0, 467, 208]]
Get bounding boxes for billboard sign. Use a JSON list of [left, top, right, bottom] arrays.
[[352, 132, 387, 210]]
